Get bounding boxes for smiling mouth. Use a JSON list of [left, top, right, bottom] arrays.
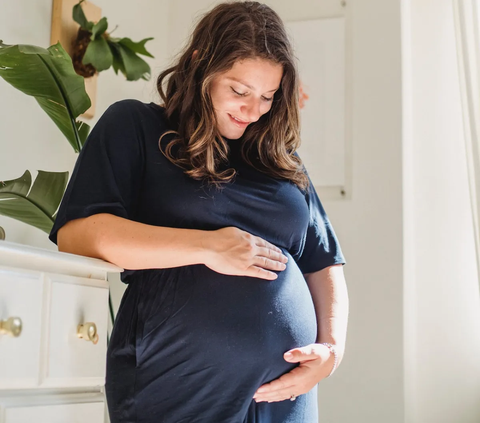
[[228, 114, 249, 124]]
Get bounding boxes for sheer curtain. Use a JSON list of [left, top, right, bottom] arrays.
[[453, 0, 480, 288]]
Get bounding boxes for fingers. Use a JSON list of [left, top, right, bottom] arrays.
[[253, 255, 287, 272], [256, 373, 296, 394], [255, 246, 288, 264], [239, 236, 287, 280], [254, 237, 284, 256], [253, 345, 333, 402], [244, 265, 279, 280], [253, 387, 297, 403], [208, 227, 289, 280], [283, 345, 322, 363], [253, 370, 299, 403], [245, 251, 287, 280]]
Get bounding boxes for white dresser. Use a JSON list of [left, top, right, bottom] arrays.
[[0, 241, 122, 423]]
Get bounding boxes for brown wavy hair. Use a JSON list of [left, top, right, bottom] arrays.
[[156, 1, 309, 189]]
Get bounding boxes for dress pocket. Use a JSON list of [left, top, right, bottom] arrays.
[[134, 268, 180, 363]]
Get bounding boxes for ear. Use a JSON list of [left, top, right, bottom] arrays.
[[192, 49, 199, 60]]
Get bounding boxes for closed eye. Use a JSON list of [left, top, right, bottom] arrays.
[[231, 87, 247, 97], [231, 87, 273, 102]]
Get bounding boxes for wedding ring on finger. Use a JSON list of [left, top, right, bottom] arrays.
[[290, 394, 296, 401]]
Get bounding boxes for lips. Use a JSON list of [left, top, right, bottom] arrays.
[[229, 114, 249, 123], [228, 113, 250, 127]]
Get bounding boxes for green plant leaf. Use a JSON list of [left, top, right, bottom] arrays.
[[0, 41, 91, 152], [73, 0, 94, 32], [91, 17, 108, 40], [116, 43, 151, 81], [117, 37, 154, 58], [110, 42, 126, 76], [83, 37, 113, 71], [0, 170, 69, 233]]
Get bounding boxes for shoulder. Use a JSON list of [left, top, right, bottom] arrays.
[[102, 99, 168, 126], [105, 98, 156, 112], [82, 100, 169, 152], [91, 100, 173, 154]]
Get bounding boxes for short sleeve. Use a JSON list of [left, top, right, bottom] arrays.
[[295, 176, 346, 274], [49, 100, 145, 245]]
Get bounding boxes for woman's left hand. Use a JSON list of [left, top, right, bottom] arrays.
[[252, 343, 335, 403]]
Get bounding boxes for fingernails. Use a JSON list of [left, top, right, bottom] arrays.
[[284, 352, 293, 359]]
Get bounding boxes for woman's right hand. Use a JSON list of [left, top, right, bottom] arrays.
[[202, 227, 288, 280]]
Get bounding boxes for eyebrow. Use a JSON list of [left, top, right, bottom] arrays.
[[226, 77, 279, 93]]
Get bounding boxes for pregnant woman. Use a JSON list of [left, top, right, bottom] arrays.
[[49, 2, 349, 422]]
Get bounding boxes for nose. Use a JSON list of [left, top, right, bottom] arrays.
[[240, 98, 262, 123]]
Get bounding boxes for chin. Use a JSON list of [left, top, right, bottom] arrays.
[[219, 126, 245, 140], [223, 133, 243, 140]]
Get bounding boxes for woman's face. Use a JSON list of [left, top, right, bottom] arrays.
[[209, 58, 283, 139]]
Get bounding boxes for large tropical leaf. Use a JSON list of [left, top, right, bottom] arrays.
[[0, 41, 91, 152], [0, 170, 69, 233]]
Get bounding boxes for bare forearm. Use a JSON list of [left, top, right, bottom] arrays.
[[304, 264, 349, 363], [57, 213, 208, 270]]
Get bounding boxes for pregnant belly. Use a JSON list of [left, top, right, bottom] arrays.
[[130, 251, 317, 401]]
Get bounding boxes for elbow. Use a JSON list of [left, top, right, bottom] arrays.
[[56, 217, 97, 258], [57, 224, 71, 253]]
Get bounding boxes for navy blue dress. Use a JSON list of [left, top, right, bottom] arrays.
[[49, 99, 345, 423]]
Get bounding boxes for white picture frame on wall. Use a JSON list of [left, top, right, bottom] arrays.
[[286, 17, 350, 199]]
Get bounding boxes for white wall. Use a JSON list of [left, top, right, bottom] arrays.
[[402, 1, 480, 422], [323, 1, 405, 421]]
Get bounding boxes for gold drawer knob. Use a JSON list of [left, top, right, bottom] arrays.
[[0, 317, 23, 337], [77, 322, 99, 345]]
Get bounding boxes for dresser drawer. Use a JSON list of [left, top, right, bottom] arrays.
[[0, 270, 44, 389], [3, 401, 105, 423], [41, 275, 109, 388]]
